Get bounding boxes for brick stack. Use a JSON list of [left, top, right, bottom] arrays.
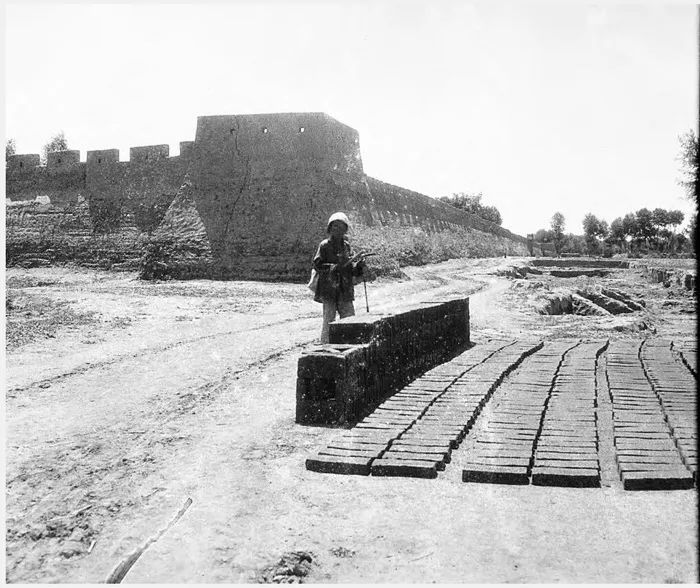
[[607, 341, 694, 490], [462, 341, 578, 485], [306, 339, 540, 477], [296, 298, 469, 426], [530, 341, 607, 487], [641, 340, 697, 481], [371, 341, 541, 478]]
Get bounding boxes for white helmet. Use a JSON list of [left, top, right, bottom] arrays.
[[327, 211, 350, 233]]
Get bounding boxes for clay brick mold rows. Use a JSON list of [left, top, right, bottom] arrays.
[[462, 341, 581, 485], [640, 340, 697, 480], [529, 341, 608, 487], [306, 338, 697, 491], [606, 341, 694, 491], [371, 341, 542, 478], [306, 339, 540, 477]]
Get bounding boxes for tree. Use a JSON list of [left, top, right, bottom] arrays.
[[687, 212, 697, 250], [41, 131, 68, 164], [608, 217, 626, 248], [621, 213, 638, 251], [6, 138, 16, 161], [634, 208, 656, 249], [564, 233, 586, 255], [534, 228, 553, 243], [665, 209, 684, 252], [479, 205, 502, 225], [582, 213, 608, 254], [550, 212, 565, 254], [438, 192, 503, 225], [651, 207, 669, 230], [677, 129, 698, 204], [651, 208, 669, 250]]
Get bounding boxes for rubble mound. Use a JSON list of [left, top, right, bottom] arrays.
[[536, 287, 645, 316]]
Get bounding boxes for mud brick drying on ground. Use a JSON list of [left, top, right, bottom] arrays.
[[307, 337, 697, 491]]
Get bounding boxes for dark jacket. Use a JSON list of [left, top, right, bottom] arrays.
[[313, 237, 363, 303]]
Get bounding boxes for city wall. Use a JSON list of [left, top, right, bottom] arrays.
[[6, 112, 528, 278]]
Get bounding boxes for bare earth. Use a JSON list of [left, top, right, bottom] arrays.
[[5, 257, 698, 583]]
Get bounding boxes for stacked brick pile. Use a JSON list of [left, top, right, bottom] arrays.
[[641, 340, 697, 480], [296, 298, 469, 426], [607, 342, 694, 490], [529, 341, 607, 487], [305, 336, 696, 491], [462, 341, 579, 485], [530, 258, 630, 269], [306, 339, 540, 477]]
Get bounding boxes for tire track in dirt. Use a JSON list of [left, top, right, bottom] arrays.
[[5, 324, 323, 583], [7, 312, 322, 394], [4, 265, 499, 582]]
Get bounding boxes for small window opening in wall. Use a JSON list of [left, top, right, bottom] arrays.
[[98, 158, 102, 163], [299, 127, 305, 133], [262, 127, 268, 134], [19, 162, 23, 168], [58, 158, 62, 163]]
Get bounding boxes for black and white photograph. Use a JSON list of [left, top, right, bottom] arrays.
[[3, 1, 698, 583]]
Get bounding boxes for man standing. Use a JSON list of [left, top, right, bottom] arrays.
[[312, 212, 366, 343]]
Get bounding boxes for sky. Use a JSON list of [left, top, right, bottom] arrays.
[[4, 1, 698, 236]]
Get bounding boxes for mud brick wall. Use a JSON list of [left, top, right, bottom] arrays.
[[180, 113, 377, 276], [7, 112, 531, 277], [296, 297, 470, 425], [531, 258, 630, 269], [367, 177, 527, 245], [85, 147, 190, 233]]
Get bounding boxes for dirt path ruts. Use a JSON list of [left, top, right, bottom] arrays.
[[5, 258, 697, 583]]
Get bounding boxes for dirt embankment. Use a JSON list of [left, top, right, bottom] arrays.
[[5, 258, 697, 583]]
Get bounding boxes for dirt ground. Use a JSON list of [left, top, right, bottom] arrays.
[[4, 257, 698, 583]]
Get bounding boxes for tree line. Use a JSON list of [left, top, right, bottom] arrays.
[[534, 130, 697, 256], [535, 207, 693, 256]]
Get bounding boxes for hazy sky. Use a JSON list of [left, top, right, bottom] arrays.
[[4, 2, 698, 236]]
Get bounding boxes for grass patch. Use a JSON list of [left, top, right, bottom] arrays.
[[5, 291, 100, 350]]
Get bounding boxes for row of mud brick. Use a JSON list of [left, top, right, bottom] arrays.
[[643, 266, 696, 291], [306, 338, 697, 491], [296, 298, 469, 425]]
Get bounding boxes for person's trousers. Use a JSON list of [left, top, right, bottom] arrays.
[[320, 299, 355, 343]]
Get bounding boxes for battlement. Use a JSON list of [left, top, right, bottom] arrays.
[[47, 150, 81, 175], [130, 144, 169, 163], [86, 149, 120, 166], [7, 154, 40, 175]]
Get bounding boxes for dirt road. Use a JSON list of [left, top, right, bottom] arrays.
[[5, 258, 697, 583]]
